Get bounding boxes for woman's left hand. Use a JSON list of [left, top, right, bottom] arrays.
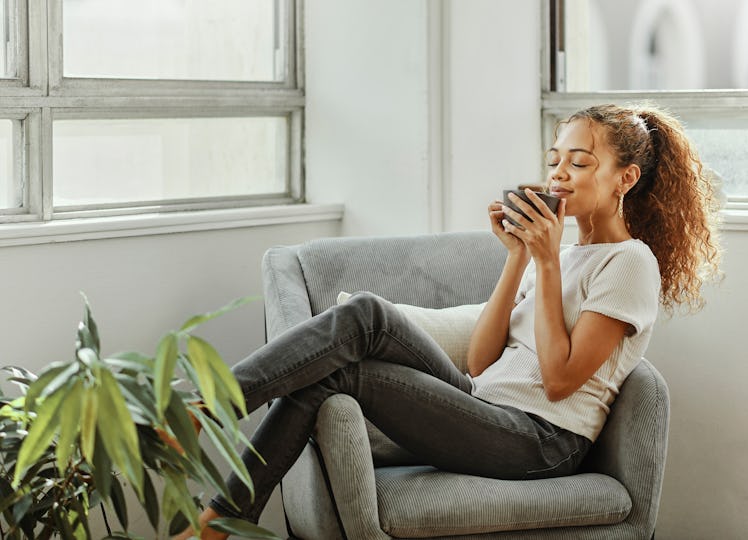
[[501, 189, 566, 264]]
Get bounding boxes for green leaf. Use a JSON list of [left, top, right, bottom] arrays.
[[116, 377, 158, 425], [163, 391, 200, 460], [53, 504, 77, 540], [179, 296, 256, 333], [104, 352, 155, 373], [110, 475, 128, 530], [80, 385, 98, 460], [56, 379, 84, 474], [78, 292, 101, 355], [96, 370, 143, 498], [207, 517, 281, 539], [186, 336, 216, 411], [13, 385, 69, 488], [193, 409, 254, 501], [163, 469, 200, 534], [12, 491, 33, 525], [141, 468, 160, 530], [192, 335, 247, 417], [77, 347, 99, 368], [92, 432, 112, 502], [198, 448, 232, 505], [154, 332, 179, 419], [23, 362, 73, 411], [68, 495, 93, 540]]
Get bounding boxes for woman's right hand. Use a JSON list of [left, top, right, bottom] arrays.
[[488, 200, 527, 256]]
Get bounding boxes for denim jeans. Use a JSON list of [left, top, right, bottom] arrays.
[[210, 292, 591, 523]]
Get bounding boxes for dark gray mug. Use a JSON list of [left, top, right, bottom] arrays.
[[502, 189, 561, 227]]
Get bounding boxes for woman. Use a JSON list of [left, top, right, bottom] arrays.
[[175, 104, 721, 539]]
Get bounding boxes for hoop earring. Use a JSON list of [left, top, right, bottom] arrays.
[[617, 192, 624, 219]]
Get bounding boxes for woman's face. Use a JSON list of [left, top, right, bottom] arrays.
[[545, 119, 622, 220]]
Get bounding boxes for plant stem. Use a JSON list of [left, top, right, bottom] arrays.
[[100, 502, 112, 535]]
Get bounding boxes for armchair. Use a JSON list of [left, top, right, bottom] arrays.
[[262, 231, 669, 540]]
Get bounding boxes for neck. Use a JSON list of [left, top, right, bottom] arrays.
[[575, 217, 633, 245]]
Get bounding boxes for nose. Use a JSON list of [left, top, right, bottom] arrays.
[[550, 160, 569, 181]]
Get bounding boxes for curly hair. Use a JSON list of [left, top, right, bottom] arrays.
[[562, 103, 722, 313]]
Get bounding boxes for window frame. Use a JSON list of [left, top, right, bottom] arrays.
[[541, 0, 748, 221], [0, 0, 305, 224]]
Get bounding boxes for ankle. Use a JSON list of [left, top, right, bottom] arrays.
[[172, 507, 229, 540]]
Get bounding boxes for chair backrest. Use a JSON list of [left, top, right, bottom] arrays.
[[295, 231, 507, 314]]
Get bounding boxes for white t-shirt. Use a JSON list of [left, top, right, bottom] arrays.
[[469, 239, 661, 442]]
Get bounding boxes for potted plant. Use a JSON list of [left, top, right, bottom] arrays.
[[0, 296, 280, 540]]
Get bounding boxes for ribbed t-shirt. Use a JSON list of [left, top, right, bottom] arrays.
[[469, 239, 661, 442]]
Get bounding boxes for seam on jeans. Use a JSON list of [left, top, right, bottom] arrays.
[[523, 448, 581, 478], [359, 370, 541, 441]]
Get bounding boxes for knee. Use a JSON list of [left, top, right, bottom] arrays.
[[338, 291, 394, 322]]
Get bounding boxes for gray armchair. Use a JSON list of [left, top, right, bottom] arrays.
[[262, 231, 669, 540]]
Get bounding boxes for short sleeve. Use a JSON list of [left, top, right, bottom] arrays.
[[581, 243, 660, 335]]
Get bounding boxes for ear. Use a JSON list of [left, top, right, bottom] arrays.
[[620, 164, 641, 194]]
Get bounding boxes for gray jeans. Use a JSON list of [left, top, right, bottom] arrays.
[[210, 292, 591, 522]]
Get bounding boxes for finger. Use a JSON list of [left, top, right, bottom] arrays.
[[489, 211, 504, 226], [501, 205, 527, 229], [557, 198, 566, 222], [501, 218, 525, 238], [507, 192, 539, 222], [525, 189, 556, 220], [488, 200, 504, 212]]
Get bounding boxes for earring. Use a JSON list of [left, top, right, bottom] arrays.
[[617, 192, 624, 219]]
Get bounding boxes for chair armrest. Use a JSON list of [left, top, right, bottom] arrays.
[[313, 394, 391, 540], [262, 245, 314, 340], [582, 359, 670, 537]]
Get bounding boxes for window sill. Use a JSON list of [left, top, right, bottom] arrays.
[[720, 208, 748, 231], [0, 203, 345, 247]]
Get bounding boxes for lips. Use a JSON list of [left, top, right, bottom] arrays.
[[550, 187, 573, 197]]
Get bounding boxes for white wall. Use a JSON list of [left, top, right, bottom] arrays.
[[305, 0, 541, 236], [648, 228, 748, 538], [305, 0, 432, 235]]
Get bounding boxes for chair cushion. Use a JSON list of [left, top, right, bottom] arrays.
[[375, 466, 631, 538], [337, 291, 485, 373]]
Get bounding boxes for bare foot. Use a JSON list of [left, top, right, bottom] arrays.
[[172, 507, 229, 540]]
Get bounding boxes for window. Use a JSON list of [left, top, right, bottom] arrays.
[[544, 0, 748, 211], [0, 0, 303, 224]]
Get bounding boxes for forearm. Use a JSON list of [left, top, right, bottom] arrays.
[[533, 259, 572, 400], [467, 253, 529, 376]]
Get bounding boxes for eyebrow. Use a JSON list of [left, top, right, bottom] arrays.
[[548, 147, 594, 155]]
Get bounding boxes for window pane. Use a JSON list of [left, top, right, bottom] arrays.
[[53, 117, 288, 207], [0, 0, 18, 78], [558, 0, 748, 91], [62, 0, 285, 81], [686, 127, 748, 199], [0, 119, 21, 209]]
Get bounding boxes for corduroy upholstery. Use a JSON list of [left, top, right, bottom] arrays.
[[262, 231, 670, 540]]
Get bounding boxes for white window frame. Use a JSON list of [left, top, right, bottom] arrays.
[[0, 0, 308, 225], [541, 0, 748, 230]]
